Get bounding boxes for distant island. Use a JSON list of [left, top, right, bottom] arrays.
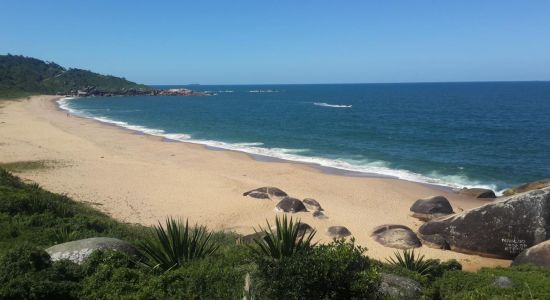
[[0, 54, 205, 98]]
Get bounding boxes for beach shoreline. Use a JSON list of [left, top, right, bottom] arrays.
[[0, 95, 510, 270]]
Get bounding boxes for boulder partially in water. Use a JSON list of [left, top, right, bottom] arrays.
[[275, 197, 308, 213], [371, 224, 422, 249], [512, 240, 550, 269], [327, 226, 352, 238], [459, 188, 496, 199], [410, 196, 454, 221], [46, 237, 139, 264], [418, 187, 550, 259], [503, 179, 550, 197], [243, 187, 288, 200]]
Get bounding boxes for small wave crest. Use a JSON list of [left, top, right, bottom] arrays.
[[313, 102, 352, 108]]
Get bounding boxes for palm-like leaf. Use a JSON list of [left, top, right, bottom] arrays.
[[138, 217, 219, 271], [386, 249, 434, 276], [248, 215, 316, 259]]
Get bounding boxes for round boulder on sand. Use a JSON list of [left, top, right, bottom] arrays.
[[512, 240, 550, 269], [313, 210, 328, 219], [275, 197, 308, 213], [303, 198, 323, 211], [296, 222, 313, 235], [459, 188, 496, 199], [327, 226, 352, 238], [243, 187, 288, 200], [371, 224, 422, 249], [46, 237, 139, 264], [410, 196, 454, 221]]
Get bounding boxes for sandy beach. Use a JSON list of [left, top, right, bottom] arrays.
[[0, 95, 510, 270]]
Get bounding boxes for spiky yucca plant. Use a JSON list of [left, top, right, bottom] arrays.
[[249, 215, 316, 259], [138, 217, 219, 271], [386, 249, 434, 276]]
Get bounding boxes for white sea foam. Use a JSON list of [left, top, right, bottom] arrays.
[[313, 102, 352, 108], [56, 97, 498, 193]]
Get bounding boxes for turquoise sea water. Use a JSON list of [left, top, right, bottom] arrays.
[[59, 82, 550, 192]]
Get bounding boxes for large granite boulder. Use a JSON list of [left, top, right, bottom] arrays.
[[275, 197, 308, 213], [327, 226, 352, 238], [303, 198, 323, 211], [418, 187, 550, 259], [512, 239, 550, 269], [503, 179, 550, 196], [410, 196, 454, 221], [371, 224, 422, 249], [46, 237, 139, 264], [379, 273, 422, 299], [459, 188, 496, 199], [243, 187, 288, 200]]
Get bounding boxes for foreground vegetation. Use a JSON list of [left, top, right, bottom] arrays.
[[1, 168, 549, 299], [0, 54, 150, 98]]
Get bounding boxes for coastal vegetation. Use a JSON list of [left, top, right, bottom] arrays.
[[0, 54, 150, 98], [1, 167, 550, 299]]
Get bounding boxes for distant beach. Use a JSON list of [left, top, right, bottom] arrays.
[[0, 95, 512, 270]]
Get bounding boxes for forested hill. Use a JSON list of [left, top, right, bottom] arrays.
[[0, 54, 151, 98]]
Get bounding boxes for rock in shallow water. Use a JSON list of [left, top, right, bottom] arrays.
[[410, 196, 454, 221], [459, 188, 496, 199], [512, 239, 550, 269], [243, 187, 288, 200], [371, 224, 422, 249], [418, 187, 550, 259], [46, 237, 139, 264], [275, 197, 308, 213]]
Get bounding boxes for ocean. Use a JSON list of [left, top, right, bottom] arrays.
[[58, 82, 550, 192]]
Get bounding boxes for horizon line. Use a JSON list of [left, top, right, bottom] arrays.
[[148, 80, 550, 86]]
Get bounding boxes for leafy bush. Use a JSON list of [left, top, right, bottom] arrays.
[[248, 215, 316, 259], [138, 217, 219, 272], [253, 238, 380, 299], [426, 265, 550, 299], [0, 244, 83, 299]]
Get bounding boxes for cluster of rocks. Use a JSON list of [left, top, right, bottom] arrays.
[[243, 186, 351, 238], [66, 87, 208, 97], [367, 179, 550, 270]]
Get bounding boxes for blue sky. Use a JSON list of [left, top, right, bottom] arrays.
[[1, 1, 549, 84]]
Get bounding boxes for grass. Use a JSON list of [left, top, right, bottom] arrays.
[[0, 160, 57, 173]]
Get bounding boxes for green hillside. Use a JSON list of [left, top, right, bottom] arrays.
[[0, 54, 150, 98]]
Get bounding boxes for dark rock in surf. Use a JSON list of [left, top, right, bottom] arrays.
[[410, 196, 454, 221], [275, 197, 308, 213], [371, 224, 422, 249], [459, 188, 496, 199]]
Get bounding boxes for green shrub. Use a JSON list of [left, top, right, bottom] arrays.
[[253, 238, 380, 299], [0, 244, 83, 299], [427, 265, 550, 299], [248, 215, 316, 259], [138, 217, 220, 272]]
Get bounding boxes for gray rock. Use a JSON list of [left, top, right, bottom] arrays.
[[296, 222, 313, 234], [313, 210, 328, 219], [410, 196, 454, 221], [371, 224, 422, 249], [493, 276, 514, 289], [275, 197, 308, 213], [459, 188, 496, 199], [418, 187, 550, 259], [327, 226, 351, 238], [238, 231, 265, 244], [379, 273, 422, 299], [512, 239, 550, 269], [303, 198, 323, 211], [45, 237, 138, 264], [503, 179, 550, 196], [243, 187, 288, 200]]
